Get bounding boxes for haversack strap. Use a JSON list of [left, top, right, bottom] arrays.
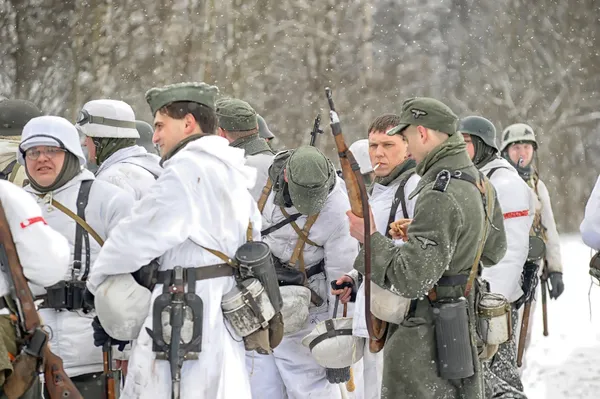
[[280, 207, 320, 248], [257, 178, 273, 214], [286, 212, 320, 271], [38, 181, 104, 248]]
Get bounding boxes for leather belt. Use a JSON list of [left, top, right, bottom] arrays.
[[156, 263, 234, 285]]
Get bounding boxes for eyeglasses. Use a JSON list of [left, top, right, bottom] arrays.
[[25, 147, 66, 161]]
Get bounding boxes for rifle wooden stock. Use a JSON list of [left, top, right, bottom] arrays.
[[343, 303, 356, 393], [103, 342, 116, 399], [325, 87, 387, 352], [0, 201, 82, 398], [516, 301, 532, 367], [541, 265, 549, 337], [44, 346, 82, 399]]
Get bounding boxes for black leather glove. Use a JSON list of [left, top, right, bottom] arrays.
[[330, 280, 357, 302], [82, 288, 95, 311], [548, 272, 564, 299], [92, 316, 128, 351]]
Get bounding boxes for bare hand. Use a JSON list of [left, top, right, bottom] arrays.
[[331, 275, 354, 304], [389, 218, 412, 241], [346, 208, 377, 243]]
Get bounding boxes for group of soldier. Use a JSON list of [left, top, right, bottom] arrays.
[[0, 82, 571, 399]]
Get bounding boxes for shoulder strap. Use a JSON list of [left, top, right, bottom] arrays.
[[257, 178, 273, 213], [246, 222, 253, 242], [38, 182, 105, 248], [385, 171, 415, 238], [288, 214, 319, 272], [0, 160, 16, 181], [486, 166, 507, 179], [76, 180, 93, 279], [196, 222, 253, 268], [9, 163, 22, 185], [451, 172, 495, 297], [280, 207, 320, 248], [431, 170, 495, 296]]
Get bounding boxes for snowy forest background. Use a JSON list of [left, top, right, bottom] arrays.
[[0, 0, 599, 233]]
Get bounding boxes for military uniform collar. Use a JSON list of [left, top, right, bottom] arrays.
[[409, 134, 473, 199], [230, 134, 274, 156], [372, 158, 416, 188]]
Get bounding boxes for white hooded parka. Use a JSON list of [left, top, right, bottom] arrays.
[[87, 135, 261, 399], [23, 170, 134, 377], [480, 158, 535, 303], [94, 145, 162, 200], [0, 180, 70, 296], [581, 174, 600, 251]]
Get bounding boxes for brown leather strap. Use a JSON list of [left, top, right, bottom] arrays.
[[257, 179, 273, 213], [9, 162, 21, 184], [199, 246, 237, 268], [280, 207, 320, 248], [464, 177, 495, 297], [37, 194, 105, 247], [287, 213, 319, 271], [247, 222, 253, 242], [156, 263, 234, 284]]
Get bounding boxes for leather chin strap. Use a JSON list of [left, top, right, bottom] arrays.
[[308, 319, 353, 351]]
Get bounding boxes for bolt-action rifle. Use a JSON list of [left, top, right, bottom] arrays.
[[324, 87, 387, 353], [0, 201, 82, 398]]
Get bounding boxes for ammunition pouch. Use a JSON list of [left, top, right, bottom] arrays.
[[38, 281, 89, 311], [132, 259, 160, 291], [590, 252, 600, 280]]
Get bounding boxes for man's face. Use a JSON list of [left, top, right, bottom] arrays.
[[24, 145, 66, 187], [462, 134, 475, 160], [83, 136, 97, 165], [507, 142, 534, 167], [401, 125, 428, 164], [153, 112, 188, 156], [368, 129, 409, 177]]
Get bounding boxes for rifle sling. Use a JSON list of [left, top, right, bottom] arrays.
[[261, 212, 302, 237], [37, 182, 104, 248]]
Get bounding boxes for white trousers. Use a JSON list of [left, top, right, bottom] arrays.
[[246, 310, 343, 399]]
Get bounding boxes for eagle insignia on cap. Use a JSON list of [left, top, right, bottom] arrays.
[[411, 109, 427, 119]]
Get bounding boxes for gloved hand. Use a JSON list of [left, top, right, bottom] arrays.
[[82, 287, 95, 311], [92, 316, 128, 351], [330, 278, 356, 304], [548, 272, 564, 299]]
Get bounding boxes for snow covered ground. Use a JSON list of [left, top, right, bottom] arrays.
[[522, 234, 600, 399]]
